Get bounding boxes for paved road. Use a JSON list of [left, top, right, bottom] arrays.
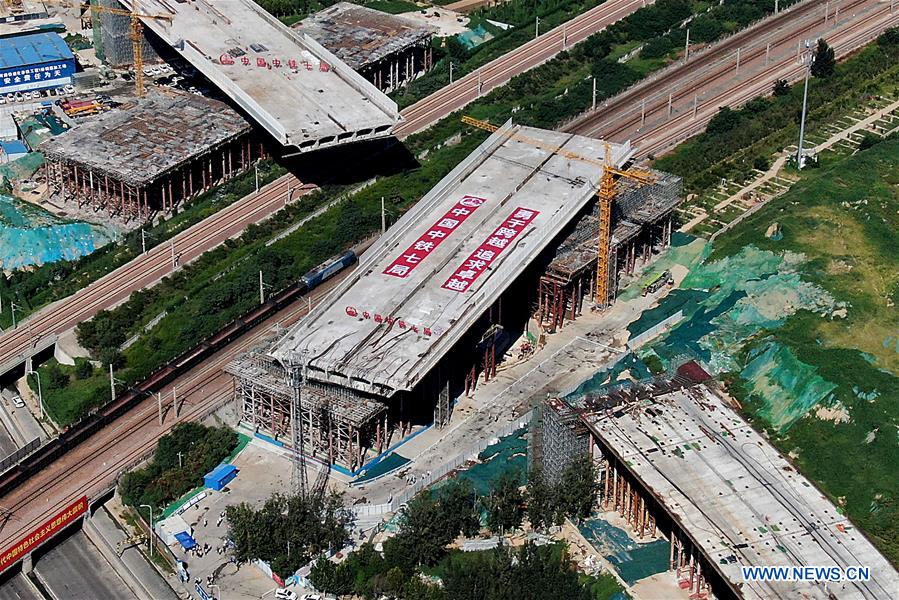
[[0, 574, 40, 600], [34, 531, 136, 600]]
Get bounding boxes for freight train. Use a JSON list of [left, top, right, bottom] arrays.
[[0, 251, 357, 497]]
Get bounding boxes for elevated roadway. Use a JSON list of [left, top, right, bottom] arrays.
[[120, 0, 399, 151]]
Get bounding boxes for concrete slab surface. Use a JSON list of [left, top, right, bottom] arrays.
[[584, 387, 899, 600], [123, 0, 399, 151], [275, 123, 633, 395]]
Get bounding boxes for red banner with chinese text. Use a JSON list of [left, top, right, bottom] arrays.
[[442, 207, 539, 293], [383, 195, 487, 278], [0, 495, 88, 573]]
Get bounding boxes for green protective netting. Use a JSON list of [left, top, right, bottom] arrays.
[[0, 152, 44, 183], [617, 233, 707, 302], [0, 194, 113, 269], [565, 352, 652, 403], [355, 452, 410, 483], [449, 427, 528, 496], [457, 24, 495, 50], [579, 516, 669, 586], [740, 341, 837, 432]]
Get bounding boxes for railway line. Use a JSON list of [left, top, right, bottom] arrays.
[[394, 0, 653, 137], [565, 0, 899, 156], [0, 175, 312, 376], [0, 256, 358, 554]]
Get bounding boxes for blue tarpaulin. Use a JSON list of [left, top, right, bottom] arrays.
[[175, 531, 197, 550], [203, 463, 237, 491]]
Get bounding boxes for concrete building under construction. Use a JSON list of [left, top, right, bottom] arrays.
[[228, 122, 683, 472], [40, 93, 264, 220], [534, 366, 899, 599], [294, 3, 436, 93]]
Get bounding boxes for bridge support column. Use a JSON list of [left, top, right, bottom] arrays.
[[22, 552, 33, 574]]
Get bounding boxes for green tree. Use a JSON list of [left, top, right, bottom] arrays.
[[74, 358, 94, 379], [526, 468, 557, 531], [811, 38, 836, 78], [438, 479, 481, 538], [772, 79, 790, 97], [556, 458, 598, 520], [486, 472, 524, 534]]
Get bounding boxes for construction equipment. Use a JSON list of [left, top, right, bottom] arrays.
[[461, 116, 655, 308], [56, 1, 172, 97]]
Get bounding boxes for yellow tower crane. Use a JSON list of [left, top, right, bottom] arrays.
[[56, 1, 172, 97], [462, 116, 655, 308]]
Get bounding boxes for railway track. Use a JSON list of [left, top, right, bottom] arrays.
[[564, 0, 899, 156], [633, 3, 899, 156], [395, 0, 653, 137], [0, 269, 348, 551], [0, 176, 312, 374]]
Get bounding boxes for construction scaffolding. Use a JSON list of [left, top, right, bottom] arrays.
[[40, 93, 263, 221], [537, 170, 682, 331], [294, 2, 436, 93], [539, 398, 589, 485], [92, 0, 161, 67], [227, 348, 389, 471]]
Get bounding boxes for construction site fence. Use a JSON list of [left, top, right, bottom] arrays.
[[348, 409, 536, 518]]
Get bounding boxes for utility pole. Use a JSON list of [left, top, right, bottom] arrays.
[[141, 229, 146, 254], [640, 98, 646, 127], [177, 451, 183, 468], [306, 297, 312, 313], [173, 385, 178, 417], [667, 92, 673, 118], [449, 61, 454, 84], [109, 364, 115, 402], [10, 301, 17, 329], [562, 22, 567, 50], [30, 370, 43, 420], [170, 240, 176, 271], [535, 15, 539, 38], [381, 196, 386, 234], [797, 50, 812, 170], [775, 0, 779, 14], [735, 47, 741, 74], [477, 69, 482, 97], [591, 76, 597, 110], [157, 392, 163, 426], [693, 94, 698, 119], [684, 28, 690, 61], [254, 160, 260, 193], [259, 270, 265, 304], [765, 42, 770, 66]]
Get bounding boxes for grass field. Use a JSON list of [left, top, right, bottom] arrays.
[[702, 140, 899, 564]]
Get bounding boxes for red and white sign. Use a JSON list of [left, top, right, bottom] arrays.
[[345, 306, 441, 337], [442, 207, 539, 293], [0, 495, 88, 574], [383, 195, 487, 279]]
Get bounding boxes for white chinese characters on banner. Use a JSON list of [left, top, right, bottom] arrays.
[[382, 195, 487, 279], [442, 207, 539, 293]]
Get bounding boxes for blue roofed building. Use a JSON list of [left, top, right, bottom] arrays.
[[0, 32, 75, 94]]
